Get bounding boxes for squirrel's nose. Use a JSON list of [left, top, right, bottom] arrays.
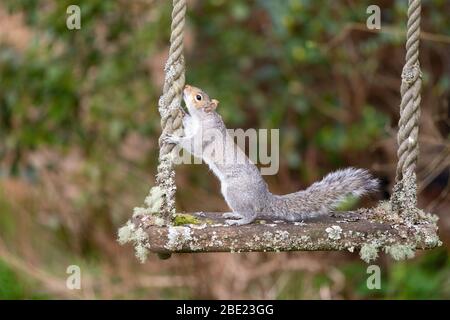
[[183, 85, 191, 96]]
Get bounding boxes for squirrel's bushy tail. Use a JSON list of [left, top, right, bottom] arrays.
[[271, 168, 378, 220]]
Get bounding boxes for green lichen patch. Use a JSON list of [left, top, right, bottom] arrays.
[[117, 220, 151, 263], [144, 186, 164, 213], [132, 186, 165, 219], [173, 213, 201, 226], [117, 221, 135, 245], [135, 243, 150, 263], [360, 243, 379, 263], [384, 244, 415, 261]]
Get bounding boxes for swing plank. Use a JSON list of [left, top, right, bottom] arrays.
[[131, 207, 440, 255]]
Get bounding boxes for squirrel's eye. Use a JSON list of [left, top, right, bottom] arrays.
[[195, 94, 202, 101]]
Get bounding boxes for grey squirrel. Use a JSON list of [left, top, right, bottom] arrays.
[[165, 85, 379, 226]]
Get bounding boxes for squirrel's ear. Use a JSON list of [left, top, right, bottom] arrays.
[[211, 99, 219, 109], [205, 99, 219, 113]]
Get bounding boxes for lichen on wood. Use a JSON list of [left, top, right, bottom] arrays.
[[173, 213, 201, 226], [384, 244, 416, 261], [117, 185, 167, 263], [122, 205, 440, 263], [117, 221, 150, 263], [359, 243, 379, 263]]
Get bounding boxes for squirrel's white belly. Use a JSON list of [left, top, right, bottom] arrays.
[[183, 115, 200, 137]]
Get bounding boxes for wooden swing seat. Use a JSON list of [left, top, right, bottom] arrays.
[[132, 207, 440, 256]]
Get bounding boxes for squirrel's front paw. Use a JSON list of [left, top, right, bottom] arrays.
[[162, 133, 181, 145], [222, 212, 243, 219], [224, 212, 248, 225], [225, 218, 254, 226], [225, 219, 243, 226]]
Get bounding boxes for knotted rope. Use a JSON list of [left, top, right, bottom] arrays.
[[154, 0, 423, 224], [391, 0, 422, 220], [156, 0, 186, 222]]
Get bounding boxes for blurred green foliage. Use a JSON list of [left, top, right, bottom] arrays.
[[2, 0, 449, 172], [0, 259, 48, 299], [0, 260, 26, 299], [277, 248, 450, 299]]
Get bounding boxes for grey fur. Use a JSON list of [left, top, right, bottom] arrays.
[[167, 86, 379, 225]]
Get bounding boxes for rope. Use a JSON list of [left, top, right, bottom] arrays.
[[153, 0, 422, 224], [156, 0, 186, 222], [391, 0, 422, 218]]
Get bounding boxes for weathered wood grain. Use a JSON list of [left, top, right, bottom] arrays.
[[131, 209, 440, 255]]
